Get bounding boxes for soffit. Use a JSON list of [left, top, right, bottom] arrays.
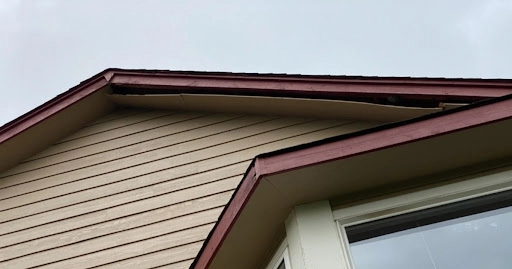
[[208, 116, 512, 269], [107, 94, 442, 122]]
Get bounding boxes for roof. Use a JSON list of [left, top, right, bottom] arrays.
[[3, 68, 512, 145], [2, 69, 512, 268]]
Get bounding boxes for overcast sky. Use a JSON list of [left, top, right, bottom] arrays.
[[1, 0, 512, 126]]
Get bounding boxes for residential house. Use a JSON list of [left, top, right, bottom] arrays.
[[1, 69, 511, 268]]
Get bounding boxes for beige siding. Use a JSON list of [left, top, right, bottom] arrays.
[[0, 109, 377, 268]]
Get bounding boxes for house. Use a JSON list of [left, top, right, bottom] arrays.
[[1, 69, 511, 269]]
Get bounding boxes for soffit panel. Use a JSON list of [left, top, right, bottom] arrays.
[[108, 94, 442, 122]]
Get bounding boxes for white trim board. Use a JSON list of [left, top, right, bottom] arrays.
[[333, 164, 512, 225]]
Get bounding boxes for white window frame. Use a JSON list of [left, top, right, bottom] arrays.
[[265, 238, 292, 269], [333, 165, 512, 269]]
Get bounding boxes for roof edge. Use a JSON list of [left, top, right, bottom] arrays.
[[106, 68, 512, 86], [0, 70, 110, 144], [3, 69, 512, 147], [108, 70, 512, 103]]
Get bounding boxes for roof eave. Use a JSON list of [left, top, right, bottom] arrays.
[[191, 93, 512, 269], [3, 69, 512, 146], [109, 70, 512, 103], [0, 70, 112, 145]]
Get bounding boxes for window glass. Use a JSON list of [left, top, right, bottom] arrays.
[[347, 192, 512, 269]]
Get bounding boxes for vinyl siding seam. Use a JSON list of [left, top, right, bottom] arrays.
[[0, 177, 238, 235], [148, 259, 195, 269], [0, 190, 233, 249], [18, 113, 213, 164], [1, 114, 251, 179], [0, 122, 361, 238], [83, 109, 148, 127], [0, 206, 224, 263], [0, 172, 241, 224], [0, 116, 308, 196], [56, 111, 180, 144], [0, 119, 354, 206], [14, 222, 215, 268], [0, 161, 249, 213], [88, 242, 202, 269], [0, 114, 273, 185]]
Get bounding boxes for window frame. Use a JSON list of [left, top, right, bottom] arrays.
[[265, 238, 292, 269], [333, 165, 512, 269]]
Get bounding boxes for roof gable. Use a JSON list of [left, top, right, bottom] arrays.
[[1, 69, 512, 268], [2, 69, 511, 173]]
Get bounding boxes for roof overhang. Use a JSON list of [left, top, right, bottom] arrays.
[[3, 69, 511, 173], [0, 75, 114, 172], [107, 94, 442, 122], [192, 94, 512, 269], [108, 70, 512, 104]]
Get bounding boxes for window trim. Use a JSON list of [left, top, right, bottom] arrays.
[[265, 238, 292, 269], [333, 165, 512, 269]]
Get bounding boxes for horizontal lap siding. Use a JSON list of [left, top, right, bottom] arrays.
[[0, 109, 376, 268]]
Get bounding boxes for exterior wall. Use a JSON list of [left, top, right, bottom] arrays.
[[0, 108, 376, 268]]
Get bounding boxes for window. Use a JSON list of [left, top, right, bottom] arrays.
[[347, 191, 512, 269], [334, 166, 512, 269]]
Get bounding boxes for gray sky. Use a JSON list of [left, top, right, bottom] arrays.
[[1, 0, 512, 126]]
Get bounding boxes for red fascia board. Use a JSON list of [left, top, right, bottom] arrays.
[[109, 72, 512, 101], [106, 68, 512, 87], [193, 167, 259, 269], [2, 69, 511, 147], [191, 95, 512, 269], [0, 74, 109, 144]]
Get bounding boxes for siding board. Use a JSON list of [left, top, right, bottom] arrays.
[[83, 108, 146, 127], [0, 114, 265, 183], [0, 176, 239, 235], [1, 208, 222, 268], [42, 224, 215, 269], [103, 246, 199, 269], [10, 113, 242, 176], [0, 118, 342, 200], [0, 190, 233, 249], [57, 110, 176, 143], [0, 161, 247, 219], [0, 165, 243, 223], [0, 109, 378, 267], [151, 259, 195, 269], [0, 161, 249, 214], [15, 112, 210, 165], [22, 111, 206, 162]]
